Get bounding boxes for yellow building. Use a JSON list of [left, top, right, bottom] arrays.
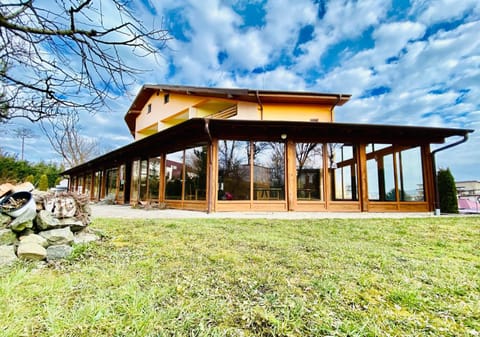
[[64, 84, 473, 213]]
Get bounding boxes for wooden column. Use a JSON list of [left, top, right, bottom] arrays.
[[159, 155, 166, 203], [286, 139, 297, 211], [357, 143, 369, 212]]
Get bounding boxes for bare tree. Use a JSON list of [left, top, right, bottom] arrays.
[[13, 127, 35, 160], [40, 114, 99, 167], [0, 0, 169, 122]]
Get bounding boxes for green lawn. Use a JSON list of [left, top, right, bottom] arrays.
[[1, 217, 479, 336]]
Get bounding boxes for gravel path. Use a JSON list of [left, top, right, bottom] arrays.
[[90, 204, 434, 219]]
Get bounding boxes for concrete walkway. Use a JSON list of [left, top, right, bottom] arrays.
[[91, 204, 435, 219]]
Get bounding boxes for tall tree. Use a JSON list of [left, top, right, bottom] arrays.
[[0, 0, 169, 122]]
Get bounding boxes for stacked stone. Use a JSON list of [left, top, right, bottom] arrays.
[[0, 184, 98, 266]]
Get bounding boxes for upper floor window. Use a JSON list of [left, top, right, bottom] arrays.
[[164, 94, 170, 104], [147, 104, 152, 114]]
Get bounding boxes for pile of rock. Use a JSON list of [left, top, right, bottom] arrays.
[[0, 182, 99, 266]]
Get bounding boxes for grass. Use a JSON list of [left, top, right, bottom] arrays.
[[0, 216, 479, 336]]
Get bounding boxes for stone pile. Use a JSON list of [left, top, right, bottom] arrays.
[[0, 183, 99, 266]]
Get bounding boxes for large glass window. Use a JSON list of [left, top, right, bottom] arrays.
[[165, 150, 184, 200], [253, 142, 285, 200], [328, 143, 358, 201], [148, 157, 161, 201], [218, 140, 250, 200], [366, 145, 425, 202], [296, 143, 324, 200], [184, 146, 207, 200], [397, 147, 424, 201], [106, 168, 118, 198], [118, 165, 125, 202], [130, 160, 140, 203], [85, 174, 91, 198], [139, 160, 148, 201], [93, 171, 102, 200], [366, 144, 396, 201]]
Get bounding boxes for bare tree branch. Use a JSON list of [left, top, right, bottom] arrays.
[[0, 0, 170, 122], [40, 115, 99, 167]]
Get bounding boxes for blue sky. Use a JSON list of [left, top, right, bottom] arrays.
[[3, 0, 480, 181]]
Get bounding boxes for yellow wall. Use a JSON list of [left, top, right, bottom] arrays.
[[262, 103, 333, 122], [134, 93, 335, 140], [135, 93, 206, 139]]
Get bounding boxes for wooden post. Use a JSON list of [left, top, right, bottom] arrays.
[[286, 139, 296, 211], [357, 143, 369, 212]]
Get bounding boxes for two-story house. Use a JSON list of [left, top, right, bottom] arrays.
[[63, 84, 473, 213]]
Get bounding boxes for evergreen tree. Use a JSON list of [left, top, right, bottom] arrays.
[[38, 174, 49, 191], [438, 168, 458, 214]]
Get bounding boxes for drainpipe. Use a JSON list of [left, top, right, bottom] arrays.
[[204, 119, 213, 213], [255, 90, 264, 120], [431, 133, 469, 216], [330, 94, 342, 121]]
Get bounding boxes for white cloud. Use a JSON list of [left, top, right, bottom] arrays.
[[410, 0, 480, 25]]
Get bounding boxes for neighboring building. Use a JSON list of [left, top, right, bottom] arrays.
[[63, 84, 473, 213], [456, 180, 480, 214], [456, 180, 480, 198]]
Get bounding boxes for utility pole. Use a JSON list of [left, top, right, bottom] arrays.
[[13, 128, 35, 161]]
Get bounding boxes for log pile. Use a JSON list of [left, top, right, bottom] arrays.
[[0, 183, 99, 265]]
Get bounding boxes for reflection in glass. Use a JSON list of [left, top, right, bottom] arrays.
[[85, 174, 91, 198], [218, 140, 250, 200], [328, 143, 358, 201], [148, 157, 161, 201], [93, 171, 102, 200], [397, 147, 424, 201], [184, 146, 207, 200], [296, 143, 323, 200], [366, 144, 396, 201], [139, 160, 148, 201], [130, 160, 139, 203], [106, 168, 118, 198], [118, 165, 125, 202], [253, 142, 285, 200], [165, 150, 184, 200]]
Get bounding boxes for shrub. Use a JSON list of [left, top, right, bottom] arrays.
[[438, 168, 458, 214], [38, 174, 49, 191]]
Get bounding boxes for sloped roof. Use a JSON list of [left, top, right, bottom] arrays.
[[62, 118, 473, 175], [124, 84, 352, 135]]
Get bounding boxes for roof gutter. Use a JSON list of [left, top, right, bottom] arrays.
[[255, 90, 264, 120], [330, 94, 342, 121], [431, 132, 469, 215]]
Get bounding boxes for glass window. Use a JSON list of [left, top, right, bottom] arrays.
[[165, 150, 184, 200], [93, 171, 102, 200], [148, 157, 161, 201], [130, 160, 140, 203], [253, 142, 285, 200], [366, 144, 396, 201], [118, 165, 125, 202], [397, 147, 424, 201], [139, 160, 148, 201], [328, 143, 358, 201], [218, 140, 251, 200], [106, 168, 118, 198], [184, 146, 207, 200], [85, 174, 91, 198], [296, 143, 324, 200]]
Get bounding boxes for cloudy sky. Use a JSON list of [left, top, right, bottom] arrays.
[[4, 0, 480, 181]]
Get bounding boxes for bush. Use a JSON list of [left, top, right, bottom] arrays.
[[38, 174, 49, 191], [438, 168, 458, 214]]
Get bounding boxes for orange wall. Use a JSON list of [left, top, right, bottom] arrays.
[[262, 103, 333, 122]]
